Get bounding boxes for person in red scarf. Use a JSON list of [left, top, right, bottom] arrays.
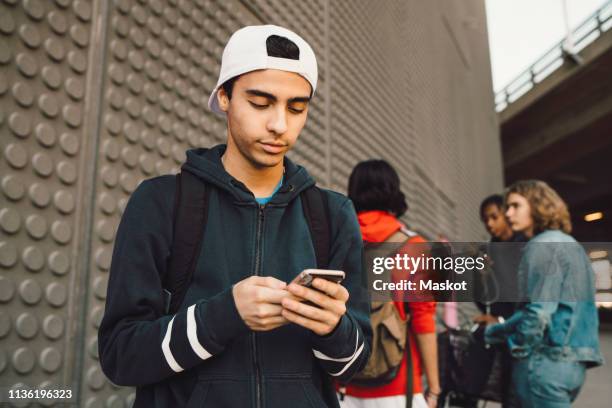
[[340, 160, 440, 408]]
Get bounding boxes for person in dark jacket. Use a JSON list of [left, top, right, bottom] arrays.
[[466, 194, 525, 408], [98, 25, 371, 408], [475, 194, 524, 321]]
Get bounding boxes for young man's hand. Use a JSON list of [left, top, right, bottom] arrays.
[[233, 276, 294, 331], [281, 278, 349, 336], [473, 314, 499, 325]]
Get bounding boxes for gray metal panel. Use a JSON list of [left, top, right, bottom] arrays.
[[0, 0, 94, 405], [1, 0, 502, 406]]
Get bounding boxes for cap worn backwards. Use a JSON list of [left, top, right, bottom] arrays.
[[207, 25, 318, 116]]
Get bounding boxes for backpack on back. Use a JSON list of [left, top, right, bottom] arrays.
[[348, 229, 422, 408]]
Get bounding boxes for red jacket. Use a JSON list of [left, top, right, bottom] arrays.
[[343, 210, 436, 397]]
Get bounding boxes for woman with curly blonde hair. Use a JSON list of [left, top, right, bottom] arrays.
[[484, 180, 603, 408], [505, 179, 572, 236]]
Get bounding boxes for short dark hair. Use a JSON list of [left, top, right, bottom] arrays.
[[479, 194, 504, 219], [348, 160, 408, 217], [221, 35, 300, 99]]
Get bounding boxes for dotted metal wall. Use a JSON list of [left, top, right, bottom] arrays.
[[248, 0, 502, 240], [400, 0, 502, 240], [1, 0, 502, 406], [1, 0, 93, 405]]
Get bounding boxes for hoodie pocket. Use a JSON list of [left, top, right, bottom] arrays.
[[187, 380, 250, 408], [185, 382, 210, 408], [265, 378, 328, 408]]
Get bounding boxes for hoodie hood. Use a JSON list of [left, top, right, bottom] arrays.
[[357, 210, 402, 242], [182, 144, 315, 204]]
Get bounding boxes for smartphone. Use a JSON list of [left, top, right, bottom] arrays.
[[291, 269, 345, 288]]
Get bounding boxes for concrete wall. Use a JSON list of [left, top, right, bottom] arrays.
[[0, 0, 502, 406]]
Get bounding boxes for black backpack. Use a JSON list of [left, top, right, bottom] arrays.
[[162, 169, 331, 315]]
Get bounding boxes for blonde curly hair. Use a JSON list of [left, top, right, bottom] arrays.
[[505, 180, 572, 235]]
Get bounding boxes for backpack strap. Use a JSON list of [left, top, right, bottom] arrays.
[[405, 330, 413, 408], [386, 228, 416, 408], [386, 231, 409, 243], [300, 186, 331, 269], [164, 170, 210, 314], [399, 225, 419, 238]]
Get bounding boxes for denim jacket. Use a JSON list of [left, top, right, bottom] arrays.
[[485, 230, 603, 367]]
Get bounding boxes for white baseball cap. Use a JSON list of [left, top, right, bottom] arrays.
[[208, 25, 318, 115]]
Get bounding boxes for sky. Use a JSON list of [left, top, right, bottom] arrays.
[[485, 0, 609, 92]]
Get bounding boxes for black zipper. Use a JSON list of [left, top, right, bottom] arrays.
[[252, 204, 265, 408]]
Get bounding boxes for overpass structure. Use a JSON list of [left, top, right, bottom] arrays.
[[496, 1, 612, 242]]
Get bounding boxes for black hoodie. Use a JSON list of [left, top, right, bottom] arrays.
[[98, 145, 372, 407]]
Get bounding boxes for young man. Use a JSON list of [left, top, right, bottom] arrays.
[[479, 194, 513, 243], [475, 194, 523, 321], [470, 194, 523, 408], [99, 25, 371, 407]]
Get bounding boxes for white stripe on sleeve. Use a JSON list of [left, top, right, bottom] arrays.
[[187, 304, 213, 361], [328, 342, 365, 377], [312, 330, 360, 362], [312, 331, 365, 377], [312, 329, 366, 376], [161, 316, 184, 372]]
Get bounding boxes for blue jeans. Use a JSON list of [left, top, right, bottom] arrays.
[[512, 352, 586, 408]]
